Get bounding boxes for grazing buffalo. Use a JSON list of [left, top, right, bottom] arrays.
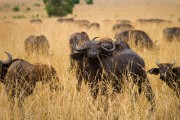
[[163, 27, 180, 42], [148, 60, 180, 97], [30, 19, 42, 23], [116, 19, 131, 24], [89, 23, 100, 30], [24, 35, 50, 55], [115, 30, 155, 49], [137, 19, 171, 24], [75, 20, 91, 29], [112, 23, 134, 32], [57, 18, 74, 23], [71, 39, 155, 110], [0, 52, 62, 117]]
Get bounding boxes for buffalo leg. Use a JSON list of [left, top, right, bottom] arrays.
[[88, 81, 99, 99], [17, 97, 25, 119], [112, 77, 123, 94], [142, 79, 155, 112], [8, 97, 15, 120]]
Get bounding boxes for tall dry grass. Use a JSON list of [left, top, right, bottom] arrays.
[[0, 0, 180, 120]]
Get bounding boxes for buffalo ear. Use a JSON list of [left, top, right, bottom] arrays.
[[70, 52, 84, 60], [148, 68, 159, 75]]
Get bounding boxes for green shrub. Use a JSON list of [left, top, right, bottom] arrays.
[[86, 0, 93, 4], [44, 0, 74, 17], [72, 0, 79, 4], [13, 6, 20, 12]]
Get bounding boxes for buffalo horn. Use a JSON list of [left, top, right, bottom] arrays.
[[171, 59, 176, 66], [0, 51, 12, 64], [156, 59, 160, 66], [92, 37, 99, 41]]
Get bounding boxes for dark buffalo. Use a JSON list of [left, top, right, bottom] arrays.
[[24, 35, 50, 55], [71, 39, 155, 110], [116, 19, 131, 24], [30, 19, 42, 23], [148, 60, 180, 97], [112, 23, 134, 32], [0, 52, 62, 117], [163, 27, 180, 42], [137, 19, 171, 24], [57, 18, 74, 23], [89, 23, 100, 30], [115, 30, 155, 49], [69, 32, 90, 70], [69, 32, 90, 53]]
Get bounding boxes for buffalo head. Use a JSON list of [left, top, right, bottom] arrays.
[[148, 59, 176, 80], [0, 51, 12, 82], [71, 37, 116, 62]]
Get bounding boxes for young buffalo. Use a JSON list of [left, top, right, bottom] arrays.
[[148, 60, 180, 97]]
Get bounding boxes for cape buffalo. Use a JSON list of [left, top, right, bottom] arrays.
[[163, 27, 180, 42], [137, 19, 171, 24], [148, 60, 180, 97], [69, 32, 90, 70], [57, 18, 74, 23], [115, 30, 155, 49], [89, 23, 100, 30], [30, 19, 42, 23], [0, 52, 62, 117], [24, 35, 50, 55], [116, 19, 131, 24], [112, 23, 134, 32], [75, 20, 91, 29], [71, 39, 155, 110], [69, 32, 90, 54]]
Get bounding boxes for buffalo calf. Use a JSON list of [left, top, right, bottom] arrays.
[[148, 60, 180, 97]]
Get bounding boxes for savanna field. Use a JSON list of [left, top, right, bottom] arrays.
[[0, 0, 180, 119]]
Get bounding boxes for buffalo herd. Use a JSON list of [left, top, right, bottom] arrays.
[[0, 18, 180, 117]]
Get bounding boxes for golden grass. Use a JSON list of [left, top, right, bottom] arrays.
[[0, 0, 180, 120]]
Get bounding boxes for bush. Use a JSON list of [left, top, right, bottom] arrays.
[[44, 0, 74, 17], [86, 0, 93, 4], [72, 0, 79, 4], [13, 6, 20, 12]]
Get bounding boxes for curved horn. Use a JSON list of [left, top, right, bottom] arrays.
[[0, 51, 12, 64], [73, 40, 87, 52], [156, 59, 160, 66], [92, 37, 99, 41], [171, 59, 176, 66], [101, 41, 116, 52]]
